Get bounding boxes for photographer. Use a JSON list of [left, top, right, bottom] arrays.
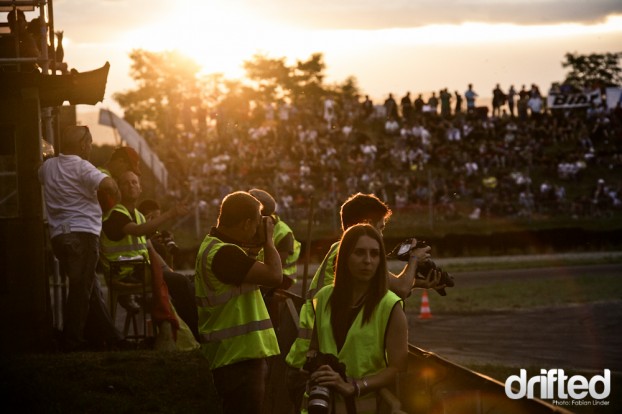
[[287, 193, 443, 410], [195, 191, 282, 414], [303, 224, 408, 413]]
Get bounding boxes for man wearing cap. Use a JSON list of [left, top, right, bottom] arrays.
[[39, 125, 125, 351], [98, 146, 141, 214]]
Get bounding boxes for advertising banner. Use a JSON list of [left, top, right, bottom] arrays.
[[547, 89, 601, 109]]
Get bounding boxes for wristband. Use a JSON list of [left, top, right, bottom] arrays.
[[361, 377, 369, 393], [351, 380, 360, 397]]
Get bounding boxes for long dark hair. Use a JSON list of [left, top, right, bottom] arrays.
[[330, 224, 388, 328]]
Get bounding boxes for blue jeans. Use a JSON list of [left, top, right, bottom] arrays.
[[51, 232, 121, 350]]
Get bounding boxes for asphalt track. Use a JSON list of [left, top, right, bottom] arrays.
[[99, 262, 621, 372], [407, 264, 622, 372]]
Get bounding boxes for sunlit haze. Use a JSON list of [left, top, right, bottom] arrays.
[[47, 1, 622, 143]]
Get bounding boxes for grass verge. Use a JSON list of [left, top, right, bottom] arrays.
[[406, 273, 622, 314], [0, 350, 221, 414]]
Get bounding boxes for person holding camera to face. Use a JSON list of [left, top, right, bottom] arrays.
[[195, 191, 283, 414], [303, 224, 408, 414]]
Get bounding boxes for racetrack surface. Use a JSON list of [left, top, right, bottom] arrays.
[[407, 264, 622, 371]]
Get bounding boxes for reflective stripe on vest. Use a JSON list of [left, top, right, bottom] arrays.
[[296, 326, 313, 341], [195, 235, 280, 369], [195, 283, 259, 307], [100, 205, 149, 279], [200, 319, 273, 342]]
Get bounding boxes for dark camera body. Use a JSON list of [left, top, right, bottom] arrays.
[[387, 238, 455, 296], [247, 215, 274, 248], [303, 352, 347, 414], [153, 230, 180, 255]]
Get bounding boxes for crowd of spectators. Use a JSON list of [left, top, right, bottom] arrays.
[[163, 84, 622, 229]]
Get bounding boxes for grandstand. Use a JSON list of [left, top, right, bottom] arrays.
[[113, 87, 622, 249]]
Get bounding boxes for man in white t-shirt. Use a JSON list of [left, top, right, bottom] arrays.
[[39, 125, 124, 352]]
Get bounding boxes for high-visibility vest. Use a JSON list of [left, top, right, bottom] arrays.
[[195, 235, 280, 370], [273, 216, 301, 278], [312, 285, 402, 414], [285, 241, 339, 368], [100, 204, 149, 281]]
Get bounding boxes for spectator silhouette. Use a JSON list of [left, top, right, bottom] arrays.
[[38, 125, 125, 351], [492, 83, 506, 117], [1, 9, 40, 72], [465, 83, 478, 113], [383, 93, 398, 120], [400, 92, 413, 123]]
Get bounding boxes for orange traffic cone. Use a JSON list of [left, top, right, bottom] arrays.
[[419, 291, 432, 319]]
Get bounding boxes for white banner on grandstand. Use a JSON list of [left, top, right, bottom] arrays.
[[547, 90, 601, 109], [98, 109, 168, 190], [605, 87, 622, 110]]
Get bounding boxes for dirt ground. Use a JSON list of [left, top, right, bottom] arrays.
[[405, 265, 622, 372]]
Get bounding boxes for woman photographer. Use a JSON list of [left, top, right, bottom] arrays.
[[304, 223, 409, 413]]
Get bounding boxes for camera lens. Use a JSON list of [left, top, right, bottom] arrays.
[[308, 385, 331, 414]]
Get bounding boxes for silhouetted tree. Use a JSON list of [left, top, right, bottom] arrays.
[[562, 52, 622, 90]]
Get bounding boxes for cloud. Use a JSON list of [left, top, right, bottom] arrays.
[[52, 0, 170, 42], [47, 0, 622, 42], [249, 0, 622, 29]]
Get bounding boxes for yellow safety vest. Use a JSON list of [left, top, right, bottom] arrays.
[[285, 241, 339, 368], [195, 235, 280, 370], [100, 204, 149, 281], [274, 216, 301, 278], [311, 285, 402, 414]]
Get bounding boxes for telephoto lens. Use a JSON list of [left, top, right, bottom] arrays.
[[308, 384, 332, 414]]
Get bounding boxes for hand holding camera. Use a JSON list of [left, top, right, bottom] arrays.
[[303, 352, 349, 412], [262, 215, 275, 245], [407, 238, 432, 262], [388, 238, 455, 296], [244, 215, 276, 251]]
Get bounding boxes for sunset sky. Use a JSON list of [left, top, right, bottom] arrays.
[[46, 0, 622, 141]]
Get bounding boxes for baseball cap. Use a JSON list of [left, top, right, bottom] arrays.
[[248, 188, 276, 216]]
